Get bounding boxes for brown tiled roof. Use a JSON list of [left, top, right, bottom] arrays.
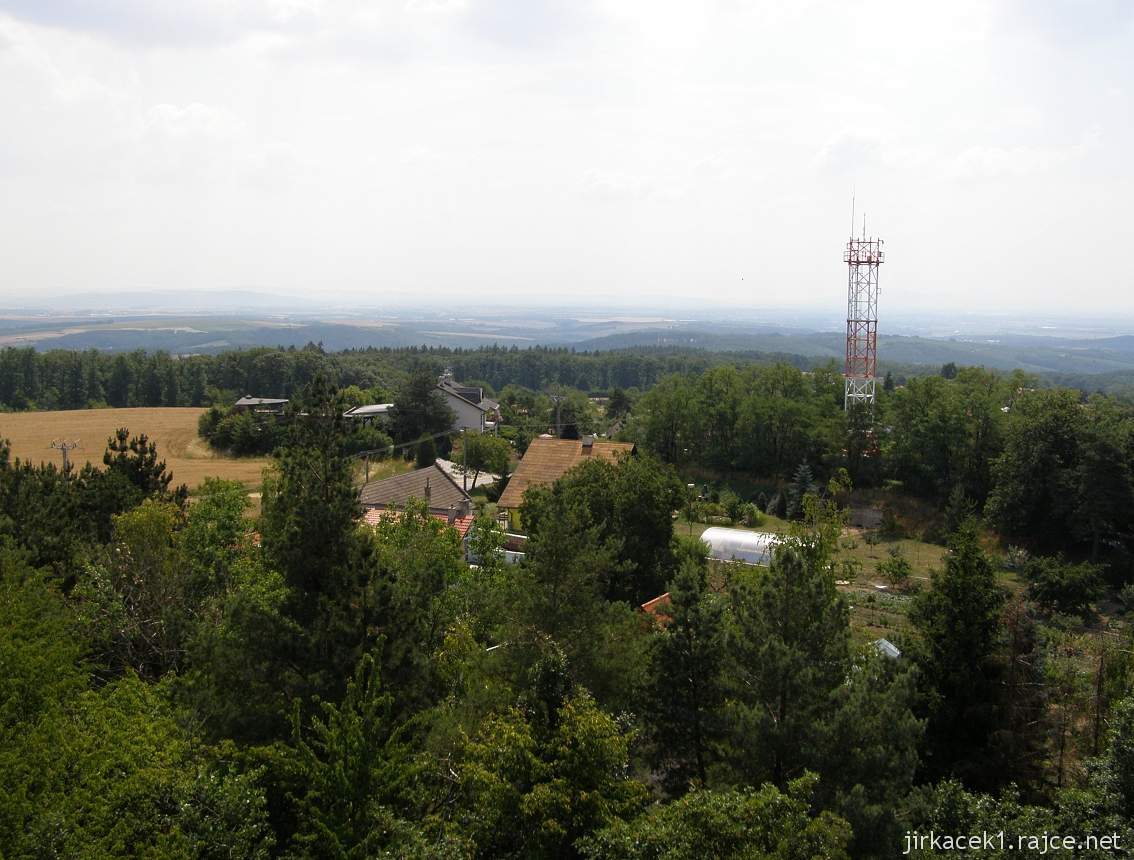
[[362, 507, 475, 538], [359, 463, 469, 511], [497, 437, 635, 510], [640, 592, 672, 625]]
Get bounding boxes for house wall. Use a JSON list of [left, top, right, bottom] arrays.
[[444, 392, 485, 433]]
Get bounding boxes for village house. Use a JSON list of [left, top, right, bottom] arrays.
[[358, 462, 476, 552], [437, 375, 505, 433], [359, 462, 472, 519], [232, 395, 288, 415], [496, 434, 635, 529]]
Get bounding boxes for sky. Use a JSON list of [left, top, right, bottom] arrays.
[[0, 0, 1132, 316]]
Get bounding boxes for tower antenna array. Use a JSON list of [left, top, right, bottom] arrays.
[[843, 219, 883, 411]]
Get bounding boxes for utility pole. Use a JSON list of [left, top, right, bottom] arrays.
[[49, 439, 80, 476], [461, 428, 467, 493], [687, 483, 696, 536]]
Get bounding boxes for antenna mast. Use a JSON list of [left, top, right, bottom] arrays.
[[843, 217, 884, 411]]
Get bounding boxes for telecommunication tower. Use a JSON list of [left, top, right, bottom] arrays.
[[843, 219, 883, 411]]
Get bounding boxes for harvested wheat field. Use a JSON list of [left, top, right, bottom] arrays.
[[0, 408, 270, 491]]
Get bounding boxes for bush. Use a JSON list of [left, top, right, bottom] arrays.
[[738, 502, 764, 528], [202, 409, 281, 456], [415, 435, 438, 469], [1002, 545, 1030, 570], [210, 413, 237, 450], [198, 406, 225, 442], [877, 546, 913, 589], [721, 489, 742, 523], [878, 505, 905, 539], [342, 425, 393, 457], [764, 491, 785, 518], [1119, 583, 1134, 613], [1024, 555, 1103, 617], [481, 479, 504, 503]]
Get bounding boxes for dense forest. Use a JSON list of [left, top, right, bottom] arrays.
[[3, 345, 1134, 856], [0, 344, 773, 411]]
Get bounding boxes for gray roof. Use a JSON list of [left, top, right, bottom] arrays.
[[872, 638, 902, 659], [437, 381, 487, 411], [359, 463, 470, 511], [234, 396, 288, 407], [344, 403, 394, 418]]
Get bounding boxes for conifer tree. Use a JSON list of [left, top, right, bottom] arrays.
[[909, 520, 1005, 784], [646, 552, 727, 790], [261, 376, 360, 609], [725, 544, 851, 787]]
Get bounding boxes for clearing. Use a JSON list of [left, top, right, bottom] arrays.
[[0, 407, 270, 491]]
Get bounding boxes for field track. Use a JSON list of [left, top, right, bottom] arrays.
[[0, 407, 269, 490]]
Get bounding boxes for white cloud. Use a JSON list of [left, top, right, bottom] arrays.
[[0, 2, 1130, 313], [947, 131, 1102, 181]]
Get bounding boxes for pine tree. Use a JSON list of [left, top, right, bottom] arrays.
[[260, 376, 360, 610], [909, 520, 1005, 785], [287, 652, 429, 857], [725, 544, 850, 787], [102, 427, 188, 507], [784, 461, 818, 521], [389, 366, 454, 443], [107, 355, 133, 407], [646, 554, 728, 790]]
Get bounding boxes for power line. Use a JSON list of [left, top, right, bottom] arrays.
[[48, 439, 81, 475]]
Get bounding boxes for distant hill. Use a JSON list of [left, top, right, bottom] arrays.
[[575, 329, 1134, 377], [49, 290, 325, 313], [3, 308, 1134, 394]]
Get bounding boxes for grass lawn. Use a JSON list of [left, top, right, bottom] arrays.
[[353, 456, 414, 485], [685, 514, 946, 648], [683, 516, 947, 583]]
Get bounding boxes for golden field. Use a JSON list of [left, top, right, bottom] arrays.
[[0, 408, 270, 491]]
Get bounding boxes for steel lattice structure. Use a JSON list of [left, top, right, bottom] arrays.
[[843, 234, 883, 410]]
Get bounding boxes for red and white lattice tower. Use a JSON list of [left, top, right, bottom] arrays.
[[843, 228, 883, 410]]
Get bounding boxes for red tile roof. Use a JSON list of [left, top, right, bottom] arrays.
[[640, 592, 672, 625], [362, 507, 475, 538]]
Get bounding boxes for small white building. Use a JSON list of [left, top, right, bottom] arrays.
[[438, 382, 487, 433], [701, 527, 779, 566]]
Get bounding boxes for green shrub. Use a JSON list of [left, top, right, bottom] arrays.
[[415, 435, 438, 469], [877, 546, 912, 589], [342, 425, 393, 457], [1024, 555, 1103, 617]]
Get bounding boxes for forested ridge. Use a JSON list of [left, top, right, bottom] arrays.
[[3, 346, 1134, 857], [0, 344, 790, 411]]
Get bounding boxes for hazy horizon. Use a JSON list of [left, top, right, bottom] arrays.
[[1, 1, 1132, 315]]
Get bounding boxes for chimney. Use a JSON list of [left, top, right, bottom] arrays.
[[424, 476, 431, 507], [581, 434, 594, 453], [448, 504, 457, 525]]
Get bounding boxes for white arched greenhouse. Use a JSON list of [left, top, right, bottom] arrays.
[[700, 527, 780, 566]]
